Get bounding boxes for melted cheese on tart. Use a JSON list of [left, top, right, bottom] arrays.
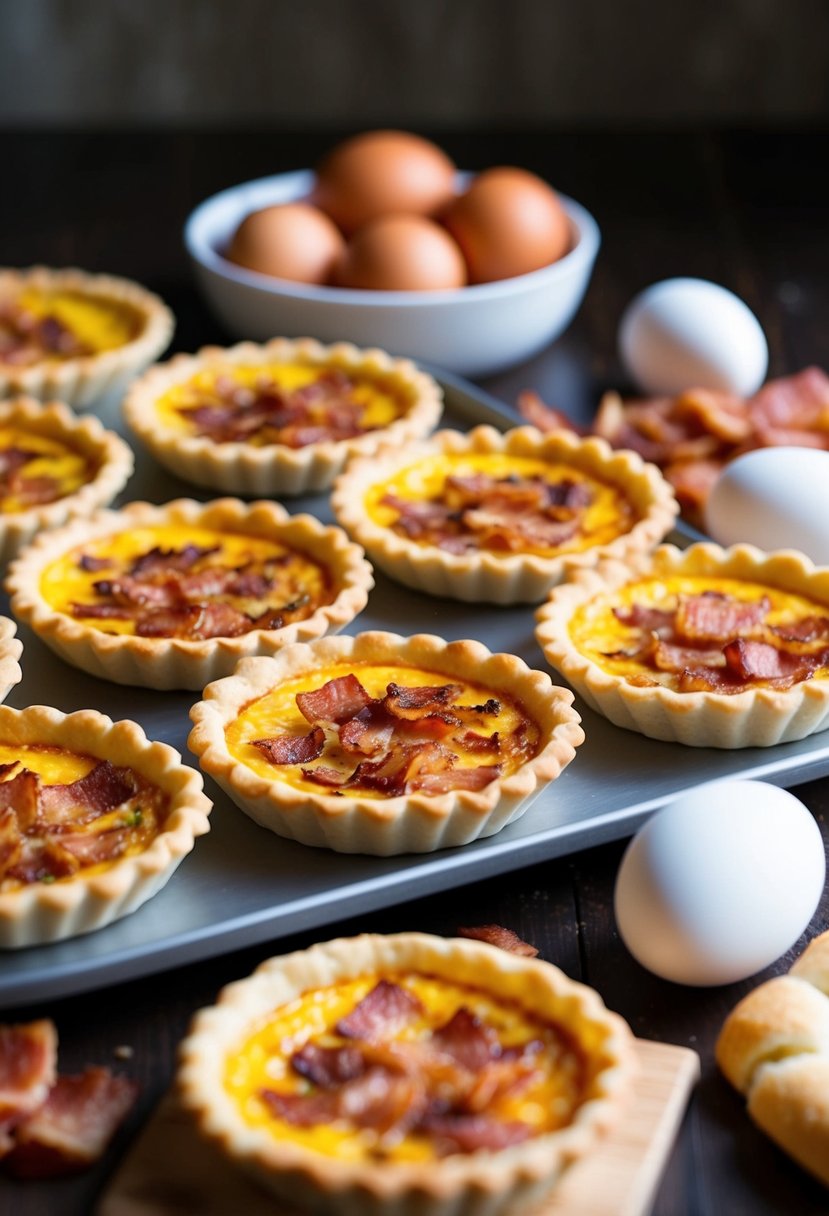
[[0, 425, 93, 512], [1, 289, 141, 362], [154, 361, 409, 441], [224, 973, 585, 1162], [571, 574, 829, 687], [365, 452, 635, 557], [38, 523, 332, 637], [0, 743, 167, 891], [225, 661, 538, 793]]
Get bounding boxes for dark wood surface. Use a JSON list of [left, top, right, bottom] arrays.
[[1, 129, 828, 1215]]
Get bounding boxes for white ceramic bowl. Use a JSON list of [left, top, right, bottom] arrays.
[[184, 171, 601, 378]]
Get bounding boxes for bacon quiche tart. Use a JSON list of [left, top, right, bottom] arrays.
[[177, 931, 635, 1216], [0, 705, 211, 948], [535, 542, 829, 748], [0, 266, 174, 408], [122, 337, 443, 496], [188, 630, 583, 855], [6, 498, 373, 690], [0, 397, 133, 566], [331, 424, 679, 604]]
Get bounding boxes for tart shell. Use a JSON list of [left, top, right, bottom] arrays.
[[187, 630, 584, 855], [0, 613, 22, 704], [535, 542, 829, 748], [331, 424, 679, 605], [177, 931, 635, 1216], [6, 497, 374, 690], [122, 337, 444, 496], [0, 704, 212, 948], [0, 396, 134, 566], [0, 266, 174, 408]]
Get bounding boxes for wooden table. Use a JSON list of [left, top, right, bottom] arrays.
[[1, 130, 828, 1215]]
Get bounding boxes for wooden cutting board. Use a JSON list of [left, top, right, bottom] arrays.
[[98, 1038, 699, 1216]]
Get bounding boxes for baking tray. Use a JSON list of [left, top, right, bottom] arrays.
[[3, 371, 829, 1009]]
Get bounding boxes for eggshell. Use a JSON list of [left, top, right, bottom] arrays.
[[705, 447, 829, 565], [441, 167, 572, 284], [313, 130, 457, 235], [619, 278, 769, 396], [226, 202, 346, 284], [614, 779, 825, 987], [333, 215, 467, 292]]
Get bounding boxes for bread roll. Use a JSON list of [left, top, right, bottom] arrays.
[[748, 1054, 829, 1188]]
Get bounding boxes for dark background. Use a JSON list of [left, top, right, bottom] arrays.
[[0, 0, 827, 129]]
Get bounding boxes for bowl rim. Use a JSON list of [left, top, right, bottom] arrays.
[[183, 168, 601, 307]]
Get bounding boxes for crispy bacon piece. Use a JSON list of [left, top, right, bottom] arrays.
[[0, 1021, 57, 1147], [457, 925, 539, 957], [300, 764, 350, 788], [253, 727, 325, 766], [336, 980, 424, 1042], [297, 674, 373, 725], [773, 615, 829, 642], [419, 1112, 532, 1154], [431, 1008, 501, 1073], [460, 730, 501, 755], [383, 682, 462, 720], [410, 765, 500, 794], [261, 1069, 425, 1136], [652, 639, 724, 672], [129, 544, 217, 577], [37, 761, 136, 827], [338, 703, 395, 755], [0, 769, 41, 833], [3, 1067, 137, 1179], [723, 639, 817, 686], [516, 390, 589, 436], [291, 1044, 366, 1088], [349, 741, 454, 796], [676, 593, 769, 642]]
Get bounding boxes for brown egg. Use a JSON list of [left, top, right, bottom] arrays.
[[333, 215, 467, 291], [441, 167, 572, 284], [313, 130, 457, 235], [226, 202, 346, 284]]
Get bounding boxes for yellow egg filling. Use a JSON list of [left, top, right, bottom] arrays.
[[155, 360, 408, 440], [39, 523, 332, 637], [226, 661, 538, 793], [0, 424, 92, 513], [224, 972, 586, 1162], [366, 452, 635, 557], [15, 288, 141, 355]]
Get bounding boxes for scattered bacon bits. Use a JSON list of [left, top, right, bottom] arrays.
[[174, 368, 399, 448], [382, 468, 607, 555], [457, 924, 539, 957], [69, 541, 325, 641], [0, 759, 166, 891], [518, 366, 829, 527], [253, 673, 536, 796], [0, 445, 84, 509], [607, 590, 829, 694], [257, 979, 559, 1155], [0, 300, 94, 366], [0, 1019, 136, 1179]]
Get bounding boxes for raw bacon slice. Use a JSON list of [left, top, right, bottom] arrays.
[[253, 728, 325, 766], [336, 980, 424, 1042], [3, 1067, 137, 1179], [457, 925, 539, 957], [297, 674, 373, 726]]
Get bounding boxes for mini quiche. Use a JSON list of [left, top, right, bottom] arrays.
[[188, 630, 584, 855], [535, 542, 829, 748], [122, 336, 443, 496], [330, 424, 679, 604], [0, 705, 211, 948], [6, 498, 373, 690], [177, 932, 635, 1216], [0, 266, 174, 408], [0, 397, 133, 565]]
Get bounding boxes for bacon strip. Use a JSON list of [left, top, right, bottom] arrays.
[[0, 1021, 57, 1140], [38, 761, 136, 827], [296, 674, 373, 725], [457, 925, 539, 956], [253, 728, 325, 766], [336, 980, 424, 1042]]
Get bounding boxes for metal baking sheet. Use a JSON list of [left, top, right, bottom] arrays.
[[3, 371, 829, 1009]]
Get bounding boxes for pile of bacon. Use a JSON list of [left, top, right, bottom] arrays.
[[260, 977, 569, 1155], [519, 366, 829, 527], [178, 368, 387, 448], [610, 590, 829, 693], [0, 300, 93, 366], [254, 673, 534, 796], [0, 758, 162, 888], [72, 542, 315, 641], [383, 471, 597, 554], [0, 443, 82, 508], [0, 1018, 136, 1178]]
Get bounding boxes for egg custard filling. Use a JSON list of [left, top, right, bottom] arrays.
[[366, 451, 636, 558], [0, 424, 95, 512], [155, 360, 412, 449], [0, 743, 167, 891], [225, 662, 539, 797], [225, 971, 587, 1162], [38, 524, 333, 641], [0, 288, 142, 367], [571, 574, 829, 694]]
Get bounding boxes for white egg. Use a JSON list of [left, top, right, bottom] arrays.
[[614, 779, 825, 986], [705, 447, 829, 565], [619, 278, 768, 397]]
